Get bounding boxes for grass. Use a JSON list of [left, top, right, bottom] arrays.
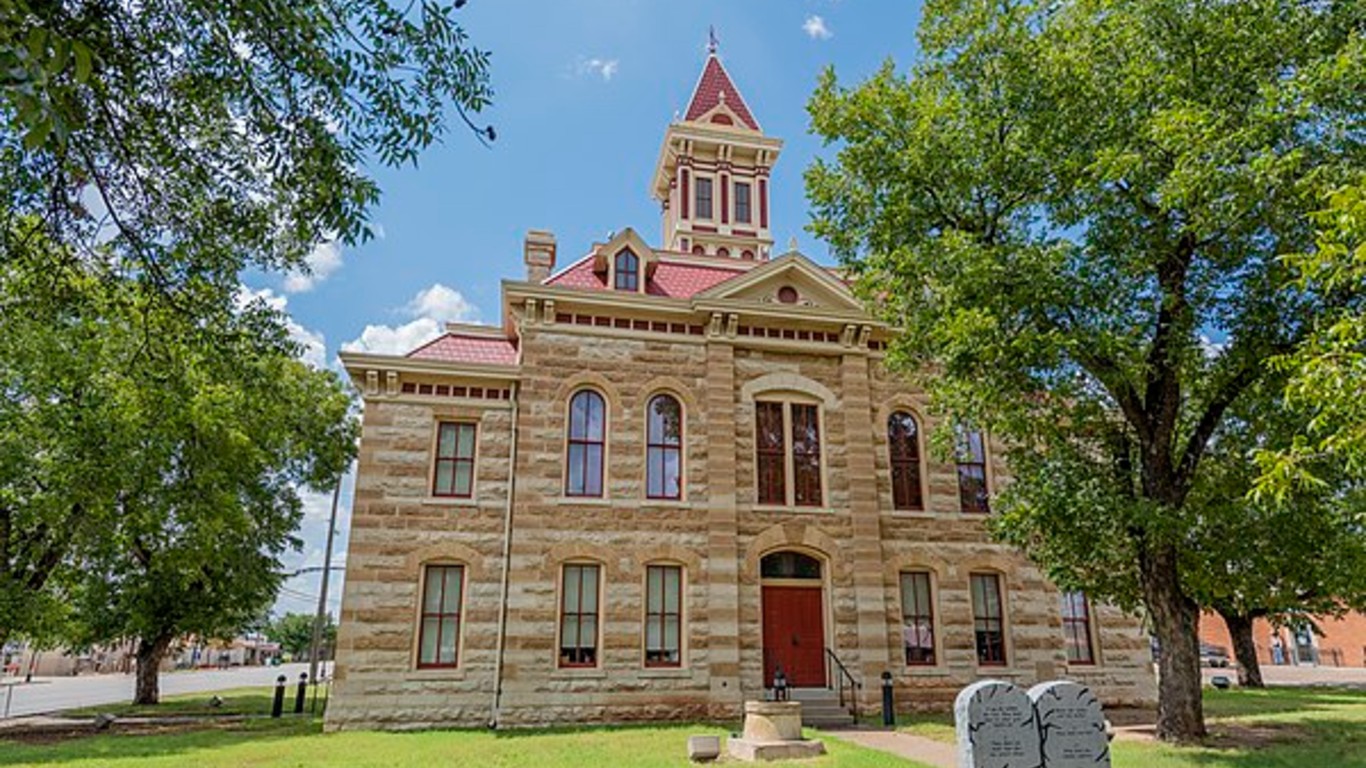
[[4, 686, 1364, 767], [894, 686, 1366, 767], [0, 705, 930, 767]]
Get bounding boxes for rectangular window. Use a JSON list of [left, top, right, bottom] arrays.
[[755, 402, 787, 505], [433, 422, 477, 498], [1062, 592, 1096, 665], [956, 427, 989, 513], [559, 564, 600, 667], [971, 573, 1007, 666], [644, 565, 682, 667], [734, 181, 752, 223], [899, 572, 936, 665], [417, 565, 463, 668], [791, 403, 823, 507], [696, 177, 713, 220]]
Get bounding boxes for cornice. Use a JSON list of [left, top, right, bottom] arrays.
[[339, 351, 521, 381]]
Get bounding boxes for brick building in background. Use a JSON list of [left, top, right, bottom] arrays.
[[1200, 612, 1366, 669], [325, 45, 1157, 730]]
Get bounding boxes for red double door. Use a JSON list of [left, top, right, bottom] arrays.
[[761, 585, 826, 687]]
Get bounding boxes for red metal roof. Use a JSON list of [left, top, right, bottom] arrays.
[[407, 332, 519, 366], [545, 255, 747, 298], [684, 55, 759, 131]]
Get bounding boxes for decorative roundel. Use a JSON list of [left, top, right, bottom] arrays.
[[777, 286, 799, 304]]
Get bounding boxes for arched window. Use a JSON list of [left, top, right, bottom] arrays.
[[614, 250, 639, 291], [888, 411, 924, 511], [646, 394, 683, 500], [566, 390, 606, 497]]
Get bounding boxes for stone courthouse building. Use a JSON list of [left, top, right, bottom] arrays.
[[327, 48, 1156, 730]]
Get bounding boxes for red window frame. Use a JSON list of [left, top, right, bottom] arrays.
[[565, 390, 606, 497], [734, 181, 752, 223], [644, 565, 682, 667], [888, 411, 924, 511], [956, 428, 990, 513], [1062, 592, 1096, 665], [899, 571, 936, 665], [791, 403, 823, 507], [971, 573, 1007, 666], [614, 250, 639, 291], [755, 402, 787, 505], [559, 564, 600, 668], [696, 177, 713, 219], [433, 422, 477, 498], [646, 394, 683, 500], [417, 564, 463, 669]]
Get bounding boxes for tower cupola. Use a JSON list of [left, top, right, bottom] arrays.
[[651, 41, 783, 261]]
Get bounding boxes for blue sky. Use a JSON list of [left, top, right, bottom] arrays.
[[268, 0, 927, 619]]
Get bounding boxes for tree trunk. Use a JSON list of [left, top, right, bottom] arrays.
[[1143, 543, 1207, 743], [133, 634, 172, 705], [1219, 610, 1265, 688]]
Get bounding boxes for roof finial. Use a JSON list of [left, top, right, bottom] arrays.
[[708, 25, 719, 55], [788, 236, 799, 252]]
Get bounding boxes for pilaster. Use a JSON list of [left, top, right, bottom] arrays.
[[705, 340, 742, 711]]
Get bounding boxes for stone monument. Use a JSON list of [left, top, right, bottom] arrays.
[[727, 700, 826, 761], [954, 680, 1043, 768], [1027, 681, 1110, 768]]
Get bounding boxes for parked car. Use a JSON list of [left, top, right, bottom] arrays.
[[1200, 643, 1231, 667]]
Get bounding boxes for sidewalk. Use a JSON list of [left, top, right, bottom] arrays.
[[824, 728, 956, 768]]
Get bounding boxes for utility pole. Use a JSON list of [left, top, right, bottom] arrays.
[[308, 473, 344, 684]]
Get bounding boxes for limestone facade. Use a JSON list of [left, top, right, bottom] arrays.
[[326, 49, 1156, 732]]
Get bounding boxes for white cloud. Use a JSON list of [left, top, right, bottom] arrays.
[[236, 286, 329, 368], [283, 241, 343, 293], [575, 56, 620, 82], [342, 283, 479, 356], [803, 15, 833, 40], [405, 283, 477, 323]]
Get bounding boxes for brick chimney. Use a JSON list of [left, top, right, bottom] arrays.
[[524, 230, 556, 283]]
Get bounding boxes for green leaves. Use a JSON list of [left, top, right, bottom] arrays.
[[1, 0, 493, 302]]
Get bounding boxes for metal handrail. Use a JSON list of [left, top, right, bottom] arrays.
[[824, 648, 861, 720]]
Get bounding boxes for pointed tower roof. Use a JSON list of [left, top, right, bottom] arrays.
[[683, 54, 760, 131]]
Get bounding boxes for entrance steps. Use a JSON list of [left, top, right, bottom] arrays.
[[789, 687, 856, 729]]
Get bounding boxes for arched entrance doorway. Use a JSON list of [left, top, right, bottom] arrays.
[[760, 551, 827, 687]]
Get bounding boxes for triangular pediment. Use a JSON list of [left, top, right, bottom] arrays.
[[696, 252, 863, 312]]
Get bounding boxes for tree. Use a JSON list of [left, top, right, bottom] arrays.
[[1260, 184, 1366, 490], [269, 612, 336, 660], [2, 0, 493, 305], [1182, 382, 1366, 687], [806, 0, 1364, 742], [1, 248, 356, 703]]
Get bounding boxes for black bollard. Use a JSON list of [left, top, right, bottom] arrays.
[[295, 672, 308, 714], [271, 674, 286, 718], [881, 671, 895, 727]]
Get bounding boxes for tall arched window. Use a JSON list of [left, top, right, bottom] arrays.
[[646, 394, 683, 500], [566, 390, 606, 497], [614, 249, 639, 291], [888, 411, 924, 511]]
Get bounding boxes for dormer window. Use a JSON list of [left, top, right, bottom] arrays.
[[614, 250, 639, 291]]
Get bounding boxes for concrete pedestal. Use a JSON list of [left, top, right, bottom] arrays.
[[727, 701, 826, 762]]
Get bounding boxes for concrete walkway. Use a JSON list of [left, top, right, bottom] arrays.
[[824, 728, 956, 768]]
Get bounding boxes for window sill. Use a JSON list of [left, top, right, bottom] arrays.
[[750, 504, 835, 515], [420, 496, 478, 507], [405, 668, 466, 681], [902, 666, 952, 678], [550, 668, 608, 680], [639, 667, 693, 679], [556, 496, 612, 506], [640, 499, 694, 510]]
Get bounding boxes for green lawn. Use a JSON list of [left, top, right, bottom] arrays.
[[4, 686, 1364, 767], [892, 686, 1366, 768]]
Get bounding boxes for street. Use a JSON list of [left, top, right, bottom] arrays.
[[1, 662, 329, 719]]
